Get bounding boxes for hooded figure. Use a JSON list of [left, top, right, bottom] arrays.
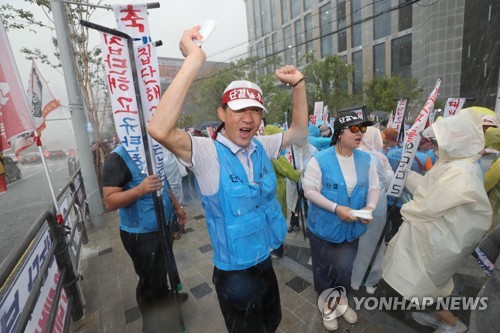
[[382, 109, 492, 301]]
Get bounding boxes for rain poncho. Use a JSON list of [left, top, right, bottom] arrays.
[[352, 127, 394, 288], [382, 109, 492, 301]]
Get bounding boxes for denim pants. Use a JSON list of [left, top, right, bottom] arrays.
[[309, 232, 359, 295], [212, 257, 282, 333]]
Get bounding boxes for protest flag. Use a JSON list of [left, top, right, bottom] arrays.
[[14, 60, 61, 156], [0, 17, 33, 192]]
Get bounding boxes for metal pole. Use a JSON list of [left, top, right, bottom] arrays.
[[49, 0, 104, 224]]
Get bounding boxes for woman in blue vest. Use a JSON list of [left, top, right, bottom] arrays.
[[148, 26, 309, 333], [303, 112, 380, 331]]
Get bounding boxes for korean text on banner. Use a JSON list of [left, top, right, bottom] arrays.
[[0, 228, 59, 333], [113, 4, 165, 182], [443, 98, 465, 118], [387, 79, 441, 197], [100, 32, 147, 172], [0, 17, 33, 152], [390, 99, 408, 138]]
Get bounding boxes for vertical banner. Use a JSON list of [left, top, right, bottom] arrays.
[[113, 4, 165, 182], [387, 79, 441, 197], [313, 101, 323, 124], [390, 98, 408, 139], [0, 17, 33, 153], [101, 33, 147, 172], [443, 98, 465, 118]]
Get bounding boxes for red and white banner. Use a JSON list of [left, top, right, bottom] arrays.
[[390, 98, 407, 140], [313, 101, 323, 119], [443, 98, 465, 118], [104, 4, 165, 182], [387, 79, 441, 197], [14, 61, 61, 156], [0, 17, 33, 153]]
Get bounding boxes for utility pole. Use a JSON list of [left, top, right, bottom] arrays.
[[49, 0, 104, 222]]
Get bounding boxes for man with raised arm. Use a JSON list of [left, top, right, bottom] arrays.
[[148, 26, 308, 333]]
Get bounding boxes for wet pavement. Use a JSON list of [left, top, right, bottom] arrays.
[[71, 198, 486, 332]]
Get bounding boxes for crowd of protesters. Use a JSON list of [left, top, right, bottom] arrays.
[[99, 25, 499, 333]]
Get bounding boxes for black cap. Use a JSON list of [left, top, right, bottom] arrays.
[[333, 112, 374, 134], [331, 112, 374, 145]]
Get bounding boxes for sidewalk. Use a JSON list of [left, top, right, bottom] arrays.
[[70, 199, 485, 333]]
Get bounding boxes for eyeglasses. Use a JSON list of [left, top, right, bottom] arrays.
[[345, 125, 367, 134]]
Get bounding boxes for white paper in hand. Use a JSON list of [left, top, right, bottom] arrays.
[[351, 210, 373, 220], [194, 20, 217, 46]]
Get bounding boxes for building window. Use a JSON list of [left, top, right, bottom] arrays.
[[320, 3, 333, 57], [253, 1, 261, 38], [399, 0, 412, 31], [281, 0, 290, 24], [374, 0, 391, 40], [373, 43, 386, 77], [271, 0, 276, 30], [304, 0, 312, 11], [338, 0, 346, 29], [351, 0, 362, 47], [291, 0, 301, 19], [391, 34, 412, 77], [341, 55, 348, 91], [295, 20, 304, 64], [257, 41, 264, 75], [353, 50, 363, 94], [339, 30, 347, 52], [283, 25, 293, 65], [305, 14, 313, 54], [260, 0, 271, 35], [271, 33, 278, 54]]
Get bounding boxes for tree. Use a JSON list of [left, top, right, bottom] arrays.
[[301, 53, 356, 115], [2, 0, 111, 185], [363, 75, 422, 116]]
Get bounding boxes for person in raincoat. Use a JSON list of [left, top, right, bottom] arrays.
[[351, 127, 394, 294], [263, 125, 301, 258], [382, 108, 492, 333]]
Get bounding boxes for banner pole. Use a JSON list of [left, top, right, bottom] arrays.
[[80, 20, 185, 331]]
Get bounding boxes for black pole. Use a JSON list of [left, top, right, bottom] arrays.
[[80, 20, 185, 331]]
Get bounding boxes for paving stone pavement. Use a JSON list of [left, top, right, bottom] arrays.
[[70, 198, 486, 333]]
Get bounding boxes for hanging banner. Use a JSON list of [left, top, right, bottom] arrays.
[[100, 33, 147, 172], [387, 79, 441, 197], [112, 4, 165, 182], [390, 98, 407, 139], [0, 17, 33, 153], [443, 98, 465, 118]]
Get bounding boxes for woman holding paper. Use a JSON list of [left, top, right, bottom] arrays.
[[303, 112, 380, 331]]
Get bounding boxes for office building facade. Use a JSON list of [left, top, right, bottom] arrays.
[[244, 0, 499, 110]]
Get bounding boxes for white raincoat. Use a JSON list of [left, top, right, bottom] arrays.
[[382, 109, 492, 301]]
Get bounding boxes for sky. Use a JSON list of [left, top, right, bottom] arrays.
[[2, 0, 250, 105]]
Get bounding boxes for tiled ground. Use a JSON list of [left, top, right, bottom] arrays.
[[70, 199, 486, 333]]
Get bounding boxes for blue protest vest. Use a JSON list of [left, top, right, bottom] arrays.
[[196, 139, 286, 271], [307, 146, 370, 243], [114, 145, 173, 233]]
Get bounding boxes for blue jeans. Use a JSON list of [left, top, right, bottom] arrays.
[[309, 232, 359, 295]]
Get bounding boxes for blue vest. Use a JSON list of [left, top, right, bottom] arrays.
[[307, 146, 371, 243], [196, 139, 286, 271], [114, 145, 173, 233]]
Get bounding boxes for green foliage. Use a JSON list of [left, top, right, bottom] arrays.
[[301, 53, 356, 115], [363, 75, 422, 115]]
